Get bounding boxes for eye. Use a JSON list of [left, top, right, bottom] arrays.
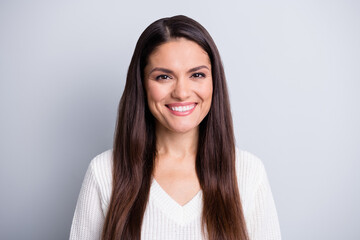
[[191, 72, 206, 78], [155, 74, 172, 80]]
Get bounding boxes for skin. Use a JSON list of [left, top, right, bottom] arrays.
[[144, 38, 213, 206]]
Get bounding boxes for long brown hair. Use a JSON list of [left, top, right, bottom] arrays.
[[102, 15, 249, 240]]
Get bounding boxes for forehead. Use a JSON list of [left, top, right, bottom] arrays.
[[146, 38, 211, 70]]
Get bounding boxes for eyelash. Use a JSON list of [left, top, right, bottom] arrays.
[[155, 75, 172, 80], [155, 72, 206, 80], [191, 72, 206, 78]]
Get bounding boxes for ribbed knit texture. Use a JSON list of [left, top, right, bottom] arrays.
[[69, 149, 281, 240]]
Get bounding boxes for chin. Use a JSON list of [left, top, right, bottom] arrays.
[[168, 123, 198, 134]]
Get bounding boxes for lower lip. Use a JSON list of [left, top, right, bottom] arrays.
[[166, 104, 197, 116]]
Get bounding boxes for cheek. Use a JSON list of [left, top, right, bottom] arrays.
[[146, 83, 168, 104], [198, 81, 213, 103]]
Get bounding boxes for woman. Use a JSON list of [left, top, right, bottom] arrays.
[[70, 15, 281, 240]]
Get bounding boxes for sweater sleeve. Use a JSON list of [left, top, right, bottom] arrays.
[[69, 160, 105, 240], [247, 163, 281, 240]]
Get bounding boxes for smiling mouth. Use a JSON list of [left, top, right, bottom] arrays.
[[165, 103, 197, 115]]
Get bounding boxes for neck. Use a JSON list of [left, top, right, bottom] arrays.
[[155, 124, 198, 160]]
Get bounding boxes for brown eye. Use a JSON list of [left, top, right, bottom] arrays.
[[156, 75, 172, 80], [191, 72, 206, 78]]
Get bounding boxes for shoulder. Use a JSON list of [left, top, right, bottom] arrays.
[[235, 147, 266, 169], [235, 149, 282, 238], [235, 147, 266, 182], [88, 149, 113, 175], [235, 148, 267, 206], [86, 149, 113, 209]]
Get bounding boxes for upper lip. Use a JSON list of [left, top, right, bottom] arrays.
[[166, 102, 197, 107]]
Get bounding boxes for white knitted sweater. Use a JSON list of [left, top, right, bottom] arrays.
[[70, 149, 281, 240]]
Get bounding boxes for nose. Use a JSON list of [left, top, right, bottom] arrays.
[[171, 77, 190, 100]]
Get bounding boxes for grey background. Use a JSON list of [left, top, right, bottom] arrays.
[[0, 0, 359, 239]]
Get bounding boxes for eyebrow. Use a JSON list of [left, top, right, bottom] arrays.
[[148, 65, 210, 75]]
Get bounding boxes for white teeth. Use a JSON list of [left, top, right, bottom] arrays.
[[170, 104, 195, 112]]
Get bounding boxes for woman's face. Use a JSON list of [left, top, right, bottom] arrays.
[[144, 38, 213, 134]]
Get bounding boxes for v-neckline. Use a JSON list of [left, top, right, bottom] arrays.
[[149, 178, 203, 225]]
